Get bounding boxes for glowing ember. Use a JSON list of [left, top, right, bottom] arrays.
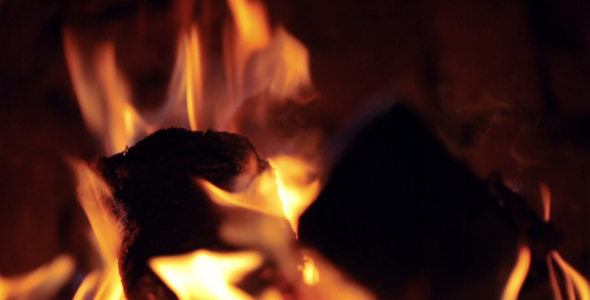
[[0, 255, 75, 300], [501, 245, 531, 300], [149, 250, 263, 300]]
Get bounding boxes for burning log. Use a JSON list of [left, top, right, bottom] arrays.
[[96, 128, 270, 300], [299, 104, 545, 299]]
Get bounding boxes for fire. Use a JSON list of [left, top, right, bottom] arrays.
[[149, 250, 263, 300], [70, 160, 125, 300], [541, 184, 590, 300], [224, 0, 271, 109], [0, 255, 75, 300], [269, 156, 320, 234], [501, 245, 531, 300], [63, 0, 324, 298], [197, 169, 284, 219], [541, 183, 551, 222], [63, 30, 147, 156], [298, 254, 320, 286], [199, 156, 320, 236], [296, 251, 375, 300], [183, 24, 203, 131], [246, 27, 314, 103], [551, 251, 590, 300]]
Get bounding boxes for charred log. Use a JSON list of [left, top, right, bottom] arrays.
[[97, 128, 269, 300], [299, 105, 521, 299]]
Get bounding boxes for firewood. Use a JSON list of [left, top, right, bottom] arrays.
[[97, 128, 270, 300], [299, 104, 520, 300]]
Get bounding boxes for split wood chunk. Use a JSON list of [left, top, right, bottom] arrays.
[[97, 128, 269, 300]]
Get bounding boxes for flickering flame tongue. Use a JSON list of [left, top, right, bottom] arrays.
[[500, 184, 590, 300], [269, 156, 320, 234], [0, 255, 75, 300], [540, 185, 590, 300], [501, 245, 531, 300], [63, 32, 146, 156], [70, 160, 125, 300]]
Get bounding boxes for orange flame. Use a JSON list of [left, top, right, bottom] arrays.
[[541, 183, 551, 222], [547, 255, 564, 300], [182, 25, 203, 131], [501, 245, 531, 300], [246, 27, 314, 103], [269, 156, 320, 235], [225, 0, 271, 103], [551, 251, 590, 300], [0, 255, 75, 300], [149, 250, 263, 300], [64, 0, 322, 298], [63, 30, 146, 155], [296, 250, 375, 300], [70, 160, 125, 300], [197, 169, 284, 218], [197, 169, 298, 280], [541, 185, 590, 300], [298, 254, 320, 286]]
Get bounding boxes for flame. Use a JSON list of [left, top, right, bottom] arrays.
[[197, 169, 284, 218], [197, 169, 298, 281], [547, 255, 564, 300], [225, 0, 271, 103], [551, 251, 590, 300], [183, 25, 203, 131], [296, 250, 375, 300], [298, 254, 320, 286], [63, 0, 322, 298], [247, 27, 313, 103], [501, 245, 531, 300], [70, 160, 125, 300], [73, 271, 101, 300], [149, 250, 263, 300], [268, 156, 320, 235], [227, 0, 270, 50], [540, 185, 590, 300], [541, 183, 551, 222], [0, 255, 75, 300], [63, 30, 147, 155]]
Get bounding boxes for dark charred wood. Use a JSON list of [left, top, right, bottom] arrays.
[[299, 104, 521, 300], [97, 128, 269, 300]]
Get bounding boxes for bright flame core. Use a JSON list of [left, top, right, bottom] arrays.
[[149, 250, 263, 300]]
